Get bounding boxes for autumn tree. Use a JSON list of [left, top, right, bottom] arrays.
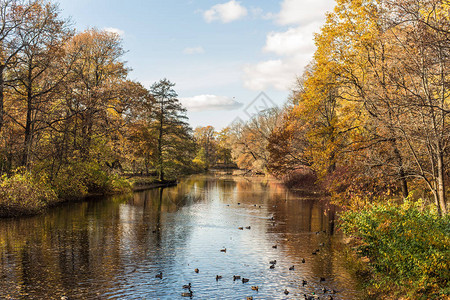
[[7, 1, 73, 167], [0, 0, 38, 134], [271, 0, 449, 214]]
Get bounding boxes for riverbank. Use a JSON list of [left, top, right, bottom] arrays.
[[0, 170, 178, 218], [128, 176, 177, 191]]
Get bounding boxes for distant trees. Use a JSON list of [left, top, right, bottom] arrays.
[[193, 125, 234, 169], [193, 125, 216, 169], [228, 107, 281, 172]]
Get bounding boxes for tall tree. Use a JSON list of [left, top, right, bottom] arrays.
[[9, 1, 73, 167], [149, 79, 192, 181], [0, 0, 36, 134]]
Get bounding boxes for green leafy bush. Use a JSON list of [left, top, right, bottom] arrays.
[[339, 200, 450, 299], [0, 169, 58, 217]]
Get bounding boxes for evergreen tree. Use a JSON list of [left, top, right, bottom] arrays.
[[149, 79, 193, 181]]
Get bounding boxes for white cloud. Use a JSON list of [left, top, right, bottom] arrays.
[[242, 0, 335, 91], [103, 27, 125, 36], [263, 24, 318, 56], [203, 0, 248, 23], [277, 0, 334, 25], [250, 7, 275, 20], [183, 46, 205, 55], [243, 54, 311, 91], [180, 95, 243, 111]]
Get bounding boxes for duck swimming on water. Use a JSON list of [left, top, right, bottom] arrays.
[[182, 283, 191, 289]]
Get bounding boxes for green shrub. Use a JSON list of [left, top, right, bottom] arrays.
[[53, 163, 89, 200], [339, 200, 450, 299], [0, 169, 58, 217], [105, 173, 131, 193]]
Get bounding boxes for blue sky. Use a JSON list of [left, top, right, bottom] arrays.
[[56, 0, 335, 129]]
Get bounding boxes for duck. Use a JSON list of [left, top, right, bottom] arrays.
[[312, 251, 317, 255], [155, 272, 162, 279], [238, 227, 244, 230], [181, 290, 193, 297], [194, 268, 199, 273], [320, 277, 326, 282], [242, 278, 249, 283], [237, 202, 241, 205], [247, 297, 253, 300], [302, 258, 306, 263], [284, 289, 289, 295], [289, 265, 295, 270], [216, 275, 222, 281], [233, 275, 241, 281], [220, 248, 227, 252], [269, 260, 277, 265], [302, 279, 307, 286], [269, 264, 275, 269], [251, 286, 259, 291], [182, 283, 191, 289], [245, 226, 251, 230], [272, 245, 277, 249], [322, 287, 327, 293]]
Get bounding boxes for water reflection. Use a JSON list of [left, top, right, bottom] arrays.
[[0, 174, 363, 299]]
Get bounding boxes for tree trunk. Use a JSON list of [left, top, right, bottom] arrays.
[[158, 116, 164, 182], [437, 152, 447, 215], [392, 142, 408, 198], [22, 82, 33, 167], [0, 65, 4, 135]]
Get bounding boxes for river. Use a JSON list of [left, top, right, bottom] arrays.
[[0, 173, 364, 299]]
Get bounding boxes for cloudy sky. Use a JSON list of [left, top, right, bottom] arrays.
[[57, 0, 335, 129]]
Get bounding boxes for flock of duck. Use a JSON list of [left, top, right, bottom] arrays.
[[150, 202, 339, 299]]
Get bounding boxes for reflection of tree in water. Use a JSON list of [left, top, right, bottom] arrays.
[[0, 199, 128, 298], [0, 174, 360, 299]]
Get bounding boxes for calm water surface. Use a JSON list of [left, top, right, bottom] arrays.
[[0, 174, 364, 299]]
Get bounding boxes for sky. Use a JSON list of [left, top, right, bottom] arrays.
[[56, 0, 336, 129]]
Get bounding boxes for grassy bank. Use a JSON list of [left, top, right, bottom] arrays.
[[0, 167, 132, 218], [339, 200, 450, 299]]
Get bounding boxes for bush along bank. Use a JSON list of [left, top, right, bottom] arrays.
[[0, 166, 132, 218], [339, 200, 450, 299]]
